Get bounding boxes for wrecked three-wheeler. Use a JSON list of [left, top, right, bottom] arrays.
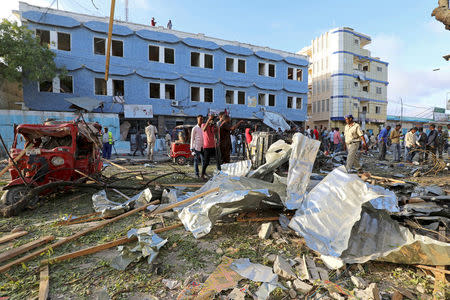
[[1, 120, 103, 206]]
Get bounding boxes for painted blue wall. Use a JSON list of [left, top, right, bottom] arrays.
[[21, 9, 309, 122]]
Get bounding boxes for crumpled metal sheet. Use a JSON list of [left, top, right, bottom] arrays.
[[92, 189, 153, 218], [285, 133, 321, 210], [230, 258, 278, 283], [366, 184, 399, 213], [247, 140, 292, 179], [110, 226, 167, 271], [398, 202, 443, 216], [221, 160, 252, 177], [178, 173, 284, 238], [262, 111, 290, 132], [289, 166, 450, 269]]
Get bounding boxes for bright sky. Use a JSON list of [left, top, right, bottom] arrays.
[[3, 0, 450, 118]]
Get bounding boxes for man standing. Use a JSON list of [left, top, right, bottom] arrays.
[[167, 19, 172, 29], [201, 114, 219, 178], [417, 127, 427, 163], [405, 127, 419, 162], [426, 124, 438, 161], [313, 126, 319, 140], [102, 127, 113, 159], [190, 115, 204, 178], [333, 127, 343, 152], [145, 121, 157, 161], [165, 131, 171, 156], [218, 115, 244, 164], [378, 126, 391, 160], [437, 126, 446, 159], [390, 124, 402, 162], [305, 125, 311, 138], [133, 129, 145, 156], [328, 128, 335, 152], [344, 115, 367, 172]]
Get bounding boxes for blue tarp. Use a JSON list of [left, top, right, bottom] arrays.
[[136, 29, 180, 43], [22, 11, 81, 28]]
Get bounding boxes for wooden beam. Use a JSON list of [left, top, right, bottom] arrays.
[[0, 236, 54, 264], [111, 188, 130, 200], [38, 265, 49, 300], [41, 223, 182, 265], [416, 265, 450, 275], [101, 158, 144, 180], [74, 169, 102, 185], [0, 144, 32, 177], [0, 231, 28, 244], [104, 0, 116, 81], [0, 200, 159, 273]]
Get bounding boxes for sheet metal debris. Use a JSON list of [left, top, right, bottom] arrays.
[[262, 111, 290, 132], [110, 227, 167, 271], [220, 160, 252, 177], [247, 140, 291, 179], [92, 188, 153, 218], [230, 258, 278, 283]]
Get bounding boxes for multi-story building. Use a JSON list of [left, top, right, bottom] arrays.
[[16, 2, 308, 147], [299, 27, 388, 134]]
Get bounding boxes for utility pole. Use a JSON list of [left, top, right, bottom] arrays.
[[105, 0, 116, 81], [400, 97, 403, 127], [125, 0, 128, 22]]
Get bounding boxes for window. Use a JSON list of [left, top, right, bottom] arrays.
[[296, 69, 302, 81], [353, 103, 358, 108], [313, 102, 316, 113], [258, 63, 265, 75], [226, 58, 234, 72], [164, 48, 174, 64], [238, 60, 245, 73], [354, 39, 359, 45], [376, 87, 382, 94], [191, 52, 200, 67], [238, 91, 245, 104], [377, 66, 382, 72], [39, 80, 53, 92], [362, 106, 367, 113], [204, 88, 213, 102], [317, 101, 320, 112], [165, 84, 175, 99], [57, 32, 70, 51], [191, 87, 200, 101], [268, 94, 275, 106], [94, 38, 106, 55], [204, 54, 213, 69], [322, 100, 325, 112], [226, 90, 246, 105], [95, 78, 107, 95], [362, 85, 369, 92], [287, 96, 293, 108], [268, 64, 275, 77], [375, 106, 381, 114], [59, 75, 73, 93], [296, 97, 302, 110], [258, 93, 265, 105], [36, 29, 50, 47], [362, 65, 369, 71], [288, 68, 294, 80], [113, 79, 124, 96], [326, 99, 329, 111], [149, 45, 159, 61], [225, 90, 234, 104], [149, 83, 160, 98], [354, 82, 358, 87], [111, 40, 123, 57]]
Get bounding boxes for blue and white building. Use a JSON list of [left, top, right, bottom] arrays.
[[16, 2, 309, 143]]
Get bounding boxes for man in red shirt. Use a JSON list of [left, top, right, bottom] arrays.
[[313, 126, 319, 140], [201, 114, 219, 179], [151, 17, 156, 26]]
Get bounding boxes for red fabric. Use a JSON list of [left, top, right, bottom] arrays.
[[313, 129, 319, 140], [202, 123, 216, 149], [245, 128, 252, 144]]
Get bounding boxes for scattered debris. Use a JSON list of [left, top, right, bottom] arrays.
[[258, 222, 273, 239], [273, 255, 296, 280], [293, 279, 313, 293]]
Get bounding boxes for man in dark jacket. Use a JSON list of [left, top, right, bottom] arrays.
[[425, 124, 438, 162], [417, 127, 427, 163]]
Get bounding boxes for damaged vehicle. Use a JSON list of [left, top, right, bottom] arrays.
[[1, 120, 103, 206]]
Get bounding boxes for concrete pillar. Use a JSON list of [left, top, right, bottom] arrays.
[[264, 63, 268, 76], [200, 87, 205, 102], [159, 46, 164, 63], [233, 58, 238, 73], [161, 83, 166, 99], [200, 53, 205, 68]]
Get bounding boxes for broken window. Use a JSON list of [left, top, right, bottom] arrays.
[[258, 63, 265, 76], [287, 68, 294, 80], [191, 52, 200, 67], [258, 93, 265, 105], [57, 32, 71, 51], [287, 96, 293, 108], [112, 40, 123, 57], [204, 88, 213, 102], [354, 82, 358, 87], [165, 84, 175, 99], [113, 79, 124, 96], [204, 54, 213, 69], [149, 45, 159, 61], [164, 48, 174, 64], [149, 83, 160, 98], [268, 64, 275, 77], [354, 39, 359, 45], [296, 97, 302, 110], [376, 106, 381, 114], [237, 91, 245, 105], [377, 66, 382, 72], [94, 37, 106, 55], [268, 94, 275, 106], [362, 85, 369, 92], [225, 90, 234, 104], [36, 29, 50, 47], [296, 69, 302, 81], [39, 80, 53, 92], [376, 87, 382, 94], [362, 106, 367, 113], [95, 78, 107, 95], [191, 87, 200, 101], [59, 75, 73, 93], [226, 58, 234, 72], [238, 60, 245, 73], [362, 65, 369, 71]]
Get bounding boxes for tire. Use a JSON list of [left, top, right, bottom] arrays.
[[175, 156, 187, 165], [0, 186, 28, 206]]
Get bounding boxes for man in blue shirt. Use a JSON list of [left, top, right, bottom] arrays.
[[378, 126, 391, 160]]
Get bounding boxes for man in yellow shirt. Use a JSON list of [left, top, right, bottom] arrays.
[[390, 124, 402, 162], [344, 115, 367, 172]]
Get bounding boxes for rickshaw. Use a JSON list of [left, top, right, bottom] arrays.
[[170, 125, 194, 165], [1, 120, 103, 206]]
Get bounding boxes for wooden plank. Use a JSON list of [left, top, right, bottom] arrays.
[[111, 189, 131, 200], [0, 231, 28, 244], [41, 223, 182, 265], [0, 200, 159, 273], [38, 265, 49, 300], [416, 265, 450, 275], [0, 144, 32, 177], [0, 236, 54, 264], [101, 158, 144, 180], [74, 169, 102, 185]]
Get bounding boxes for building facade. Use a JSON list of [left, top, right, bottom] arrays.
[[298, 27, 388, 133], [17, 2, 309, 141]]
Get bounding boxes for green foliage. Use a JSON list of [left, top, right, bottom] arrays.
[[0, 19, 60, 83]]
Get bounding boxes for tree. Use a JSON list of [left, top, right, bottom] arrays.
[[0, 19, 61, 83]]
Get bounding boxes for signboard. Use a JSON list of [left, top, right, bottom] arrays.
[[434, 107, 445, 113], [433, 107, 448, 122], [247, 96, 257, 107], [124, 105, 153, 119]]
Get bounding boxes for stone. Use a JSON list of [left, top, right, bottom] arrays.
[[162, 279, 179, 290], [355, 283, 381, 300], [273, 255, 296, 280], [416, 284, 425, 294], [351, 275, 368, 289], [258, 222, 273, 239], [266, 254, 277, 263], [227, 287, 245, 300], [285, 281, 293, 289], [293, 279, 313, 293], [215, 248, 224, 255], [289, 289, 297, 299], [271, 231, 281, 240], [330, 292, 345, 300], [317, 267, 329, 281]]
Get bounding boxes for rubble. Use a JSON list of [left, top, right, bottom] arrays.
[[350, 275, 368, 289], [293, 279, 313, 293], [258, 222, 273, 239], [273, 255, 296, 280]]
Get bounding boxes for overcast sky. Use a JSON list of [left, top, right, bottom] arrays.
[[3, 0, 450, 118]]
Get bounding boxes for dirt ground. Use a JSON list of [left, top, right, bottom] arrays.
[[0, 153, 448, 299]]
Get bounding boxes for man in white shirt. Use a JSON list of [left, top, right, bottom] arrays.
[[145, 121, 157, 161], [405, 127, 420, 162], [190, 115, 204, 178]]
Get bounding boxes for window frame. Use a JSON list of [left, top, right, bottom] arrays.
[[226, 57, 234, 72], [94, 78, 108, 96], [204, 53, 214, 69], [190, 51, 201, 67], [111, 39, 124, 57], [59, 75, 73, 94], [165, 83, 176, 100], [57, 31, 71, 52], [268, 94, 276, 106], [149, 82, 161, 99], [164, 47, 175, 64], [35, 29, 50, 47], [38, 80, 53, 93], [148, 44, 160, 62], [94, 37, 106, 55], [112, 79, 125, 96], [237, 59, 246, 74]]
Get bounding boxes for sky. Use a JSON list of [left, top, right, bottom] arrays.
[[2, 0, 450, 118]]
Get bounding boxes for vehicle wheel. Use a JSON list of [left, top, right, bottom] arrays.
[[0, 186, 29, 206], [175, 156, 187, 165]]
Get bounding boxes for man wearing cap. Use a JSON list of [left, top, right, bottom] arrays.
[[343, 115, 367, 172]]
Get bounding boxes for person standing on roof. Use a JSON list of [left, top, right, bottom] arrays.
[[151, 17, 156, 26], [102, 127, 113, 159], [167, 19, 172, 29], [190, 115, 204, 178], [343, 115, 367, 172], [145, 121, 157, 161]]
